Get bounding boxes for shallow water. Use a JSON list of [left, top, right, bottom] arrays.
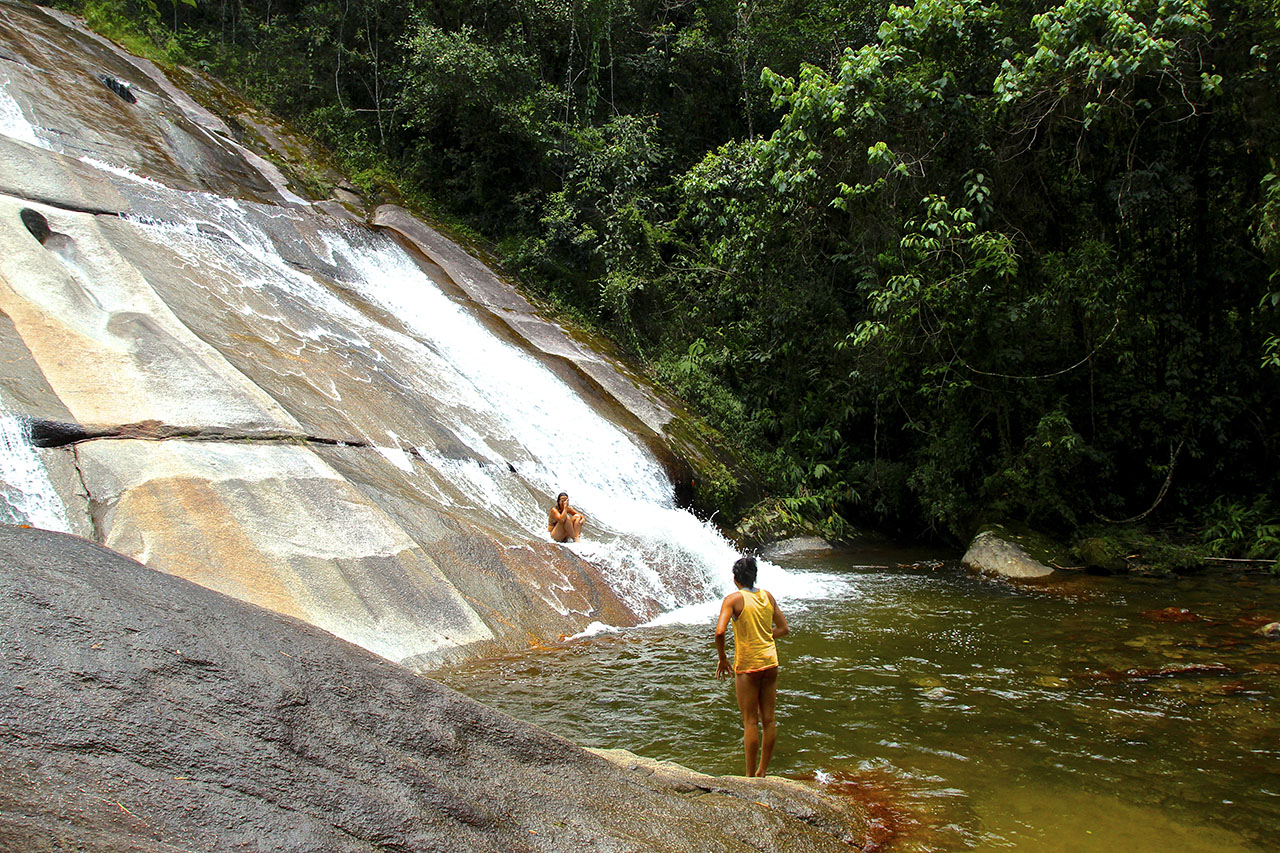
[[434, 549, 1280, 851]]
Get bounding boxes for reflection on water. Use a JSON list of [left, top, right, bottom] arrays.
[[434, 550, 1280, 851]]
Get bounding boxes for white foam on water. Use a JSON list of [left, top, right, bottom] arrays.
[[569, 620, 622, 640], [78, 155, 168, 188], [641, 560, 854, 627], [315, 228, 748, 607], [129, 204, 389, 362], [374, 432, 415, 473], [314, 226, 858, 615], [0, 413, 70, 533], [320, 228, 671, 503]]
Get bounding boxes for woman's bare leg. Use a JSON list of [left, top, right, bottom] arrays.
[[755, 668, 779, 776], [568, 514, 584, 541], [735, 672, 762, 776]]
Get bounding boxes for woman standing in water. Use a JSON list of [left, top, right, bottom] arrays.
[[547, 492, 585, 542], [715, 556, 789, 777]]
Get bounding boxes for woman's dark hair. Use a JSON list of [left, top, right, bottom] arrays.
[[732, 556, 758, 588], [556, 492, 568, 503]]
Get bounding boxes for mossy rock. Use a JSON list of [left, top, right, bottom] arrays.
[[1125, 541, 1204, 576], [1072, 526, 1212, 576], [732, 501, 818, 550], [1074, 536, 1129, 573]]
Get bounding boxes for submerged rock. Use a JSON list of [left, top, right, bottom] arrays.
[[1141, 607, 1203, 623], [0, 524, 871, 852], [962, 528, 1055, 579], [593, 749, 873, 848]]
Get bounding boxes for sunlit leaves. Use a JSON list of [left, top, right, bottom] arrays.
[[993, 0, 1216, 128]]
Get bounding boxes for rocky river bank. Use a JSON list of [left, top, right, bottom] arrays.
[[0, 523, 877, 851]]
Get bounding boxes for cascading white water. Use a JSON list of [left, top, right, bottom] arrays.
[[321, 227, 763, 608], [0, 413, 70, 533]]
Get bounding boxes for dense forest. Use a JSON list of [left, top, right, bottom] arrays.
[[57, 0, 1280, 559]]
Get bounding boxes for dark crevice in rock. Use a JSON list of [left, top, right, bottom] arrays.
[[303, 435, 366, 447], [16, 193, 122, 220], [27, 418, 111, 447], [222, 113, 248, 144], [70, 443, 105, 543], [21, 209, 79, 262], [19, 207, 52, 244], [97, 73, 137, 104], [29, 417, 375, 451]]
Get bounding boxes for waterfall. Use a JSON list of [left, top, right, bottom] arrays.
[[128, 201, 751, 614], [0, 80, 70, 534], [0, 413, 70, 533]]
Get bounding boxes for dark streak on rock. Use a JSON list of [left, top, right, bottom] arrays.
[[97, 73, 136, 104]]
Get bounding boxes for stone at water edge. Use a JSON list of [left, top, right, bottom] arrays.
[[962, 528, 1055, 579]]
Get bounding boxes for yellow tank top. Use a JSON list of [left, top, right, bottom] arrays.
[[732, 588, 778, 673]]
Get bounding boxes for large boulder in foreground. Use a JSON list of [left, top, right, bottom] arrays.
[[962, 526, 1055, 579], [0, 525, 870, 852]]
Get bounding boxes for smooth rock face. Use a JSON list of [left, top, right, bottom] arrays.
[[0, 0, 288, 203], [0, 196, 301, 432], [0, 308, 72, 419], [0, 525, 870, 853], [75, 438, 494, 663], [962, 530, 1055, 579]]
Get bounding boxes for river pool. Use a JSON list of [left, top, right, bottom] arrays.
[[433, 549, 1280, 851]]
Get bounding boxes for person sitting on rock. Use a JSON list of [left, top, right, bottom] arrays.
[[547, 492, 585, 542]]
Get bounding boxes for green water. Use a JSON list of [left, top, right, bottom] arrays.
[[434, 550, 1280, 851]]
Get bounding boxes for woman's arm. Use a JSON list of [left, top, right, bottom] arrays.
[[768, 591, 789, 639], [714, 594, 738, 678]]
